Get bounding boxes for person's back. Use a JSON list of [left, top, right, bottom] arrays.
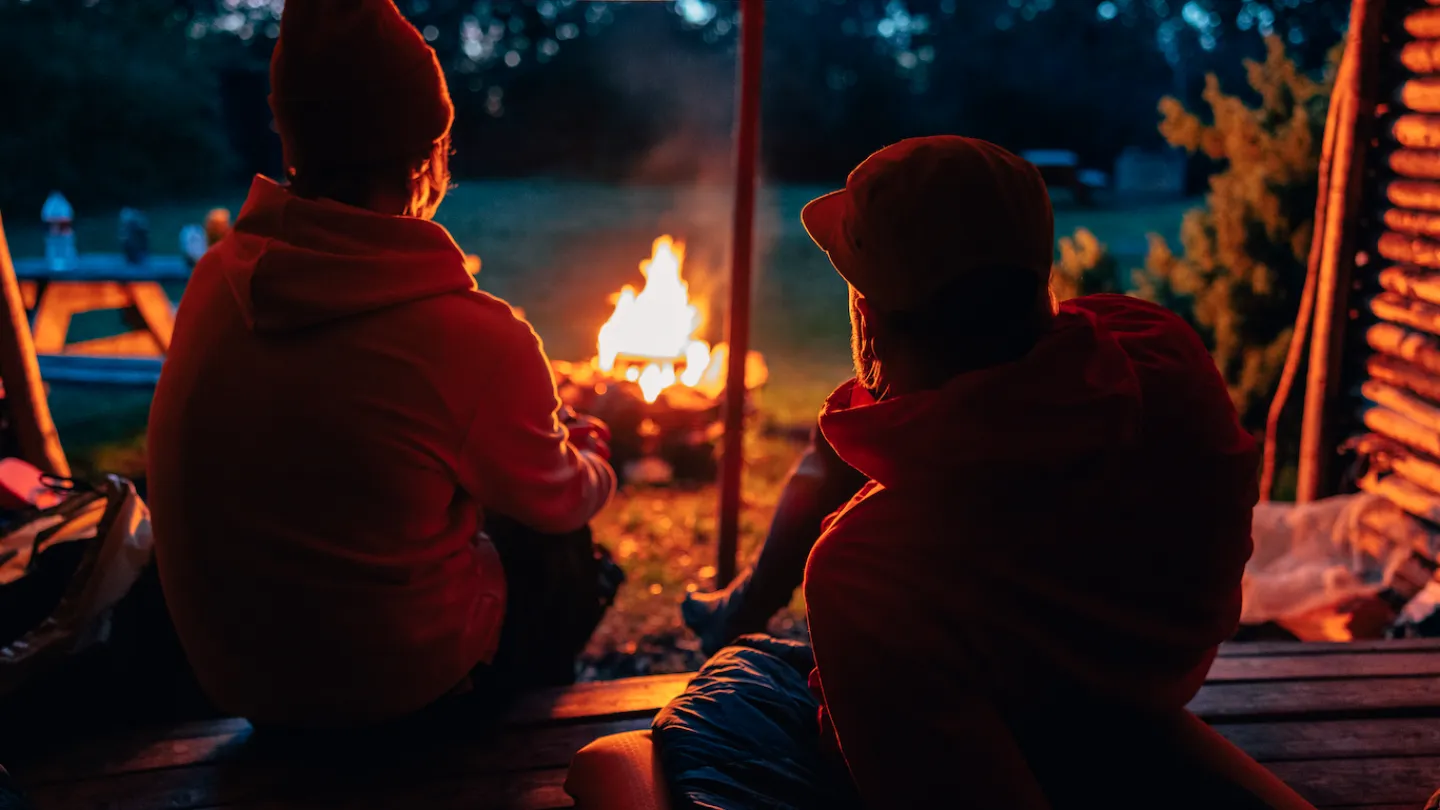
[[147, 0, 613, 728], [797, 137, 1279, 807]]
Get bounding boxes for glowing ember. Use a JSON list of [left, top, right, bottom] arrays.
[[597, 236, 715, 403]]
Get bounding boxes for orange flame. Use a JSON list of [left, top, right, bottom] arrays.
[[597, 236, 710, 402], [595, 235, 768, 404]]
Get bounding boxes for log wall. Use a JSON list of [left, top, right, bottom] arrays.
[[1351, 0, 1440, 553]]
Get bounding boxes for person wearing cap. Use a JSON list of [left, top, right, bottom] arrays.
[[801, 136, 1311, 807], [147, 0, 616, 729], [651, 137, 1312, 809]]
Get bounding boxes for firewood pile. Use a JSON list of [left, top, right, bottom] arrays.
[[552, 359, 736, 487]]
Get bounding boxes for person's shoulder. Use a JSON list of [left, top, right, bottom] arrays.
[[806, 484, 921, 580], [415, 287, 543, 349], [1064, 293, 1189, 334], [1064, 294, 1213, 369]]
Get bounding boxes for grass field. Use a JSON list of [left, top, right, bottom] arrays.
[[8, 179, 1192, 457], [5, 180, 1195, 676]]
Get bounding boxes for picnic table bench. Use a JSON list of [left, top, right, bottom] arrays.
[[8, 638, 1440, 809], [9, 253, 184, 387]]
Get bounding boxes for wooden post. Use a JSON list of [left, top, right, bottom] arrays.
[[716, 0, 765, 587], [0, 214, 70, 477], [1259, 34, 1351, 501], [1296, 0, 1385, 503]]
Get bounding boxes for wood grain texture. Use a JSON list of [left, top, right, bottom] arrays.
[[504, 673, 690, 726], [1213, 717, 1440, 762], [1369, 353, 1440, 403], [1218, 638, 1440, 656], [1190, 675, 1440, 720], [1268, 756, 1440, 807], [1207, 650, 1440, 682]]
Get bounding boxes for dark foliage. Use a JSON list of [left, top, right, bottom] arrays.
[[0, 0, 1352, 212]]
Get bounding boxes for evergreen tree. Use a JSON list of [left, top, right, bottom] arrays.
[[1051, 228, 1123, 303], [1137, 36, 1334, 431]]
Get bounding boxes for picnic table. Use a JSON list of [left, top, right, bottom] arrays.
[[8, 638, 1440, 809], [9, 253, 182, 387]]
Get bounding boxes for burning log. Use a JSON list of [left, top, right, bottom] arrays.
[[553, 235, 768, 486]]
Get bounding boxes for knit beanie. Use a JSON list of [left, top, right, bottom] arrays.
[[269, 0, 455, 170]]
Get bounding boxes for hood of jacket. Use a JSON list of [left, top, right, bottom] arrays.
[[221, 175, 475, 333], [820, 304, 1145, 491]]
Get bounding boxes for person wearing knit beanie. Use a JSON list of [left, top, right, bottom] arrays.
[[270, 0, 456, 218], [149, 0, 619, 729]]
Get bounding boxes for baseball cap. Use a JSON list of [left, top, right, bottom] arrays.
[[801, 136, 1055, 315]]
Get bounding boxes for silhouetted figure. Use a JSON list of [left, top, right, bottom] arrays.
[[656, 137, 1312, 809], [147, 0, 616, 730], [682, 422, 864, 655]]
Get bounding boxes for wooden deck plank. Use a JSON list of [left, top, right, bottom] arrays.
[[1189, 676, 1440, 721], [1206, 650, 1440, 681], [208, 769, 573, 810], [20, 717, 648, 787], [504, 673, 690, 726], [1212, 717, 1440, 761], [18, 665, 1440, 783], [32, 766, 572, 810], [1268, 756, 1440, 807], [1219, 638, 1440, 656], [17, 642, 1440, 810]]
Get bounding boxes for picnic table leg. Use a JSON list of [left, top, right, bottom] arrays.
[[127, 282, 175, 353]]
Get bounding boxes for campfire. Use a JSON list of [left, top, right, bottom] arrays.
[[552, 235, 767, 483]]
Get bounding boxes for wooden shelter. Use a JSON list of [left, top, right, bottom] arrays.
[[1288, 0, 1440, 551]]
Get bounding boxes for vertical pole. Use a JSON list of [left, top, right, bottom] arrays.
[[1296, 0, 1384, 503], [716, 0, 765, 587], [0, 214, 70, 477]]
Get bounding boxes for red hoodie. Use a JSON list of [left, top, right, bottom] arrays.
[[148, 176, 615, 728], [804, 295, 1258, 808]]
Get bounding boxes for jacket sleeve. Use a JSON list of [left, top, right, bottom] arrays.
[[804, 508, 1052, 810], [456, 313, 616, 534]]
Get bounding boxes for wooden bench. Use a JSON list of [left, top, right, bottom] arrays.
[[9, 639, 1440, 809]]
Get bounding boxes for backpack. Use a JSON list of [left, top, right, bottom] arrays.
[[0, 474, 152, 697]]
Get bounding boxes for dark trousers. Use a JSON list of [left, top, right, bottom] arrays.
[[253, 518, 615, 743], [401, 516, 615, 735], [478, 514, 613, 691]]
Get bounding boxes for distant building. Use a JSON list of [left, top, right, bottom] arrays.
[[1113, 147, 1187, 200]]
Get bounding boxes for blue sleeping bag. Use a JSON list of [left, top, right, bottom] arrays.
[[651, 635, 863, 810]]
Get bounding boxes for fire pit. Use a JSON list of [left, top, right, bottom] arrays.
[[553, 236, 767, 485]]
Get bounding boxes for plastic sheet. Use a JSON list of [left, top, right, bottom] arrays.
[[1243, 493, 1416, 631]]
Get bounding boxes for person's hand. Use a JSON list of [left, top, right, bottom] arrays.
[[563, 411, 613, 461]]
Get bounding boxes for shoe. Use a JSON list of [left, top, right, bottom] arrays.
[[682, 569, 764, 657]]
